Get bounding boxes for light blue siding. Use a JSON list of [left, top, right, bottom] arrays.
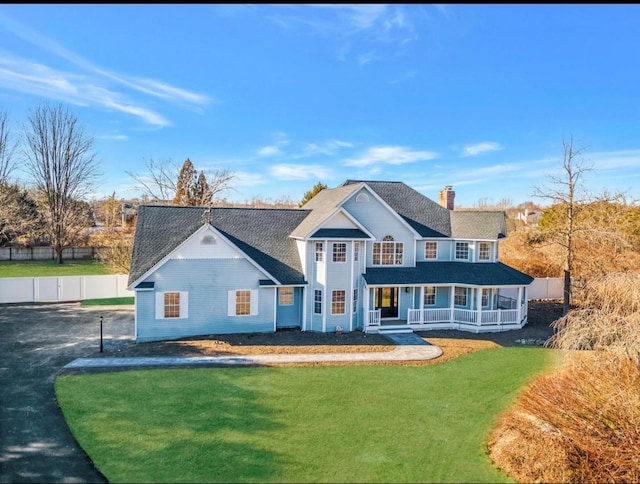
[[343, 188, 416, 267], [276, 287, 302, 328], [136, 258, 275, 342]]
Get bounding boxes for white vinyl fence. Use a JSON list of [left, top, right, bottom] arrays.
[[0, 274, 132, 304], [528, 277, 564, 300], [0, 275, 562, 305]]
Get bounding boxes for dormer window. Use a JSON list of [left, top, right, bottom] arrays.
[[373, 235, 403, 265]]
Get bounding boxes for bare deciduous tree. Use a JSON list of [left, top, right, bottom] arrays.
[[0, 108, 17, 182], [22, 103, 100, 264], [128, 158, 234, 206], [533, 136, 593, 314]]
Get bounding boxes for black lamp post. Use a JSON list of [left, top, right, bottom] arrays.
[[99, 315, 104, 353]]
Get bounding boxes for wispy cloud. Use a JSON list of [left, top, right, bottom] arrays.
[[344, 145, 437, 167], [234, 171, 269, 187], [0, 12, 211, 126], [461, 142, 503, 157], [259, 5, 434, 64], [257, 131, 290, 157], [270, 164, 333, 181]]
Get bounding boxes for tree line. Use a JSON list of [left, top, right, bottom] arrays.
[[0, 103, 237, 264]]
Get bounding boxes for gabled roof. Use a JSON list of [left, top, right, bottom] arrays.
[[363, 262, 534, 286], [342, 180, 452, 237], [128, 205, 310, 287], [341, 180, 507, 240], [291, 183, 363, 238]]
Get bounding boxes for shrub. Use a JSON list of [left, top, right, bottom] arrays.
[[489, 271, 640, 482]]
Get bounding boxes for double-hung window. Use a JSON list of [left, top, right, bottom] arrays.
[[424, 241, 437, 260], [332, 290, 346, 314], [424, 287, 436, 306], [454, 287, 468, 306], [333, 243, 347, 263], [372, 235, 403, 265], [315, 242, 324, 262], [478, 242, 491, 261], [482, 288, 490, 307], [227, 289, 258, 316], [314, 290, 322, 314], [353, 288, 358, 313], [155, 291, 189, 319], [354, 243, 359, 263], [455, 242, 469, 260]]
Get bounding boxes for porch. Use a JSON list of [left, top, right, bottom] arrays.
[[365, 304, 528, 334]]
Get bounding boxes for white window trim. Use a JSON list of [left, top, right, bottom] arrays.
[[331, 289, 346, 315], [424, 241, 438, 260], [424, 286, 436, 306], [314, 289, 322, 315], [455, 242, 469, 261], [315, 242, 324, 262], [332, 242, 347, 263], [227, 289, 259, 316], [478, 242, 491, 261], [155, 291, 189, 319]]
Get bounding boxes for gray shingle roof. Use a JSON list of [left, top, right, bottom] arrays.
[[342, 180, 507, 239], [363, 262, 534, 286], [291, 183, 362, 238], [128, 205, 310, 287], [342, 180, 452, 237], [450, 211, 507, 239]]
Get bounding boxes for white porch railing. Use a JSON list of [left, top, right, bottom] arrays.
[[367, 309, 381, 327], [400, 305, 526, 331]]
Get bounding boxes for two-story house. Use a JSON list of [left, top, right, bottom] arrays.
[[127, 181, 533, 342]]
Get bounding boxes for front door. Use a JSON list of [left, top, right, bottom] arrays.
[[375, 287, 399, 318]]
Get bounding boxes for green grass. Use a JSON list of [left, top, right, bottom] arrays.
[[56, 347, 556, 483], [0, 259, 110, 278], [80, 297, 134, 306]]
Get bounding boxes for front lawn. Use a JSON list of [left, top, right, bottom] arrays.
[[56, 347, 555, 483], [0, 260, 110, 277], [80, 297, 134, 306]]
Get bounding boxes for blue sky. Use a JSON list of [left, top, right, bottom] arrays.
[[1, 4, 640, 207]]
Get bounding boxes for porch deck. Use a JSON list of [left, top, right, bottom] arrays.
[[365, 307, 528, 334]]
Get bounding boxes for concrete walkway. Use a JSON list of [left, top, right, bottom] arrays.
[[64, 333, 442, 369]]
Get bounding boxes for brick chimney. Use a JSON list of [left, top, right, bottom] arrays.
[[438, 186, 455, 210]]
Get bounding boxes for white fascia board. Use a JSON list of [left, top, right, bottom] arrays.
[[127, 224, 281, 290]]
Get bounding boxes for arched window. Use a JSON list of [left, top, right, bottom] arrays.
[[373, 235, 403, 265], [355, 193, 370, 203]]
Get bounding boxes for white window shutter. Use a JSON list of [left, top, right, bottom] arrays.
[[180, 292, 189, 319], [250, 289, 259, 316], [227, 290, 236, 316], [155, 292, 164, 319]]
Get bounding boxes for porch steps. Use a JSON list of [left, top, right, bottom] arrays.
[[376, 327, 413, 335]]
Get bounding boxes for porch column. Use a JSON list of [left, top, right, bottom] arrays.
[[301, 286, 307, 331], [517, 286, 523, 324], [363, 285, 370, 327], [419, 286, 425, 323], [449, 286, 455, 323], [476, 287, 483, 325]]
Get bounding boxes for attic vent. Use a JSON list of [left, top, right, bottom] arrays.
[[201, 235, 216, 245], [355, 193, 369, 203]]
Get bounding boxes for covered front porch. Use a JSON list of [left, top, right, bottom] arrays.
[[361, 262, 533, 334], [364, 285, 528, 334]]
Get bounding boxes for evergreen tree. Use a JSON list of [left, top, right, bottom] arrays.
[[172, 159, 196, 206], [299, 181, 328, 207]]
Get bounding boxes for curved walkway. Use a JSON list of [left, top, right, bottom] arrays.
[[64, 338, 443, 369]]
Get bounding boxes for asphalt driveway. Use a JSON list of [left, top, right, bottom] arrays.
[[0, 303, 134, 484]]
